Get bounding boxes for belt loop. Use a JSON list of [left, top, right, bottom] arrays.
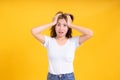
[[58, 74, 62, 78]]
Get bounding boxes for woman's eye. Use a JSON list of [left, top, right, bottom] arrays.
[[63, 24, 67, 27], [57, 23, 60, 26]]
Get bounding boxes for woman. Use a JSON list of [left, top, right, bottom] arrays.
[[31, 11, 93, 80]]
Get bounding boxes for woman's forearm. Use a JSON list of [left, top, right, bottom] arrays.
[[31, 13, 61, 34], [31, 23, 53, 34], [69, 24, 93, 36]]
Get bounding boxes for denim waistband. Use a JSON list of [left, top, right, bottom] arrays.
[[47, 72, 75, 80], [48, 72, 74, 77]]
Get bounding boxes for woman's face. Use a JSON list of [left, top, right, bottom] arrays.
[[55, 19, 68, 38]]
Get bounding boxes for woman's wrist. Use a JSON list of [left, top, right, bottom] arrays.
[[68, 24, 73, 28]]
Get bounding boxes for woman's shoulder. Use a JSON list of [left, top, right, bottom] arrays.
[[44, 35, 54, 40], [69, 36, 80, 41]]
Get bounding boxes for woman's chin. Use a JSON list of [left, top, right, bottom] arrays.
[[57, 34, 65, 37]]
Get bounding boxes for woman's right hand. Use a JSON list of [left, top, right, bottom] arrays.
[[52, 13, 62, 25]]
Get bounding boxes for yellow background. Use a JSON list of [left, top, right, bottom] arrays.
[[0, 0, 120, 80]]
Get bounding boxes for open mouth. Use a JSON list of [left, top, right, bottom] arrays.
[[59, 32, 64, 34]]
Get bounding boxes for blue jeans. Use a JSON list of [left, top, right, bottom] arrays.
[[47, 72, 75, 80]]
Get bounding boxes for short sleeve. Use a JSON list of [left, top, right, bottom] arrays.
[[70, 36, 81, 48], [41, 35, 51, 48]]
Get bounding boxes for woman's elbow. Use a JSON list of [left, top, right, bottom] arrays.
[[31, 28, 37, 35], [89, 30, 93, 37], [86, 30, 94, 38]]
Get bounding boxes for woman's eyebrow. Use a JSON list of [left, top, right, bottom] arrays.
[[57, 22, 60, 24]]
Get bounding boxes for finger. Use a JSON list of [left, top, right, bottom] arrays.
[[67, 15, 72, 23], [54, 13, 62, 21], [56, 13, 62, 16], [55, 14, 62, 18], [67, 15, 71, 20]]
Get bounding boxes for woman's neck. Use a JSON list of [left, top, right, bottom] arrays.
[[55, 36, 67, 40]]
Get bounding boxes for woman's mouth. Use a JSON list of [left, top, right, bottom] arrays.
[[59, 31, 64, 34]]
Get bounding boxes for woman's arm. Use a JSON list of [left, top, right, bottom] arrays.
[[31, 23, 53, 44], [31, 13, 61, 44], [67, 15, 93, 44], [69, 24, 93, 44]]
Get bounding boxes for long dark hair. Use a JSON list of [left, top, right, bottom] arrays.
[[50, 11, 74, 38]]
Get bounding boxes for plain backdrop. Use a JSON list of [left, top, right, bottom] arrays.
[[0, 0, 120, 80]]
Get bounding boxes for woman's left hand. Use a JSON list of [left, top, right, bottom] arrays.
[[67, 15, 72, 28]]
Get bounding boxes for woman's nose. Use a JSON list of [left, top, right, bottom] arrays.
[[59, 26, 64, 30]]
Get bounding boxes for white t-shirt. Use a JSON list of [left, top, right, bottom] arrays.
[[43, 35, 81, 75]]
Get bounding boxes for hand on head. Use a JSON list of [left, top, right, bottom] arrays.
[[52, 11, 73, 27], [66, 15, 72, 28], [52, 13, 62, 25]]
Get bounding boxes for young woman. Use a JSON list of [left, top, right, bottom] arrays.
[[31, 11, 93, 80]]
